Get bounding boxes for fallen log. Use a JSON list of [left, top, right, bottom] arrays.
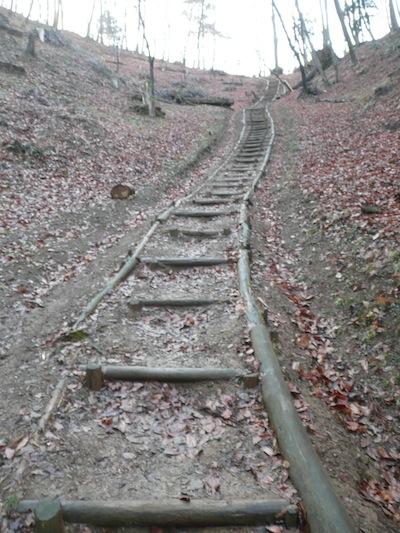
[[19, 498, 296, 528], [0, 61, 25, 74]]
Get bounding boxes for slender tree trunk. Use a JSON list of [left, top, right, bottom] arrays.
[[320, 0, 329, 47], [272, 0, 309, 93], [272, 3, 279, 70], [389, 0, 399, 30], [138, 0, 155, 117], [333, 0, 358, 65], [26, 0, 35, 19], [295, 0, 330, 85], [86, 0, 96, 38], [97, 0, 104, 44], [52, 0, 58, 28]]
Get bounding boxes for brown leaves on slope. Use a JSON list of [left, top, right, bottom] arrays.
[[261, 54, 400, 523]]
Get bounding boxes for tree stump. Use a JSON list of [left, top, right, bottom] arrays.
[[110, 184, 135, 199]]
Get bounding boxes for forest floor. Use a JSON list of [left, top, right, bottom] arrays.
[[0, 6, 399, 533]]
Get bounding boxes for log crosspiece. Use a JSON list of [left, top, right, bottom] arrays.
[[20, 499, 296, 528], [172, 209, 237, 218], [141, 257, 232, 268], [128, 297, 228, 309], [192, 198, 231, 205], [211, 191, 244, 197], [85, 365, 244, 383], [167, 226, 231, 238]]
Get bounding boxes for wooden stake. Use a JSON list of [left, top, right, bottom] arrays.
[[85, 364, 103, 391], [34, 500, 64, 533]]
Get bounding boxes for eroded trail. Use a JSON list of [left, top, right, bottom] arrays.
[[2, 79, 353, 533]]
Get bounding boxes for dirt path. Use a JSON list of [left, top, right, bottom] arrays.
[[1, 89, 300, 533]]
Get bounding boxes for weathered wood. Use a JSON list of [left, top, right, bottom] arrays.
[[192, 198, 231, 205], [211, 191, 243, 197], [20, 498, 295, 527], [110, 184, 134, 199], [251, 325, 355, 533], [128, 297, 226, 309], [72, 221, 161, 330], [173, 210, 236, 218], [85, 363, 103, 391], [34, 500, 64, 533], [0, 61, 26, 74], [157, 203, 177, 222], [361, 204, 383, 214], [183, 96, 234, 108], [167, 227, 231, 238], [242, 373, 259, 388], [35, 378, 67, 436], [101, 366, 242, 382], [142, 257, 231, 268]]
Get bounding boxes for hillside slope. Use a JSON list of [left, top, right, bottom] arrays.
[[0, 5, 399, 533], [252, 31, 400, 531]]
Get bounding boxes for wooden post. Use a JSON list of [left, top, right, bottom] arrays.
[[34, 500, 64, 533], [85, 364, 103, 391]]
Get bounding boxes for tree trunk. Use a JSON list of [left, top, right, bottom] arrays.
[[26, 0, 35, 19], [295, 0, 330, 86], [272, 0, 309, 93], [333, 0, 358, 65], [86, 0, 96, 38], [271, 3, 279, 70], [389, 0, 400, 30]]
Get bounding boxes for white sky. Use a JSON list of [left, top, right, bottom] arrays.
[[11, 0, 395, 75]]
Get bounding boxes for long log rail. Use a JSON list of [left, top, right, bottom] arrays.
[[16, 78, 355, 533]]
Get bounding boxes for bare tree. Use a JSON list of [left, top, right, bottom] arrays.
[[320, 0, 340, 81], [271, 2, 280, 71], [388, 0, 399, 29], [97, 0, 104, 44], [26, 0, 35, 19], [295, 0, 330, 85], [86, 0, 96, 38], [137, 0, 155, 117], [53, 0, 63, 29], [343, 0, 376, 44], [333, 0, 358, 65], [184, 0, 215, 69], [272, 0, 309, 93]]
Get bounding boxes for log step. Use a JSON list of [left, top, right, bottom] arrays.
[[211, 191, 244, 197], [86, 364, 244, 384], [128, 297, 227, 309], [173, 210, 237, 218], [167, 226, 231, 238], [141, 257, 232, 267], [192, 198, 231, 205], [19, 498, 297, 528]]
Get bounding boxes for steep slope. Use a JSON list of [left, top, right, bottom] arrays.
[[252, 31, 400, 531]]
